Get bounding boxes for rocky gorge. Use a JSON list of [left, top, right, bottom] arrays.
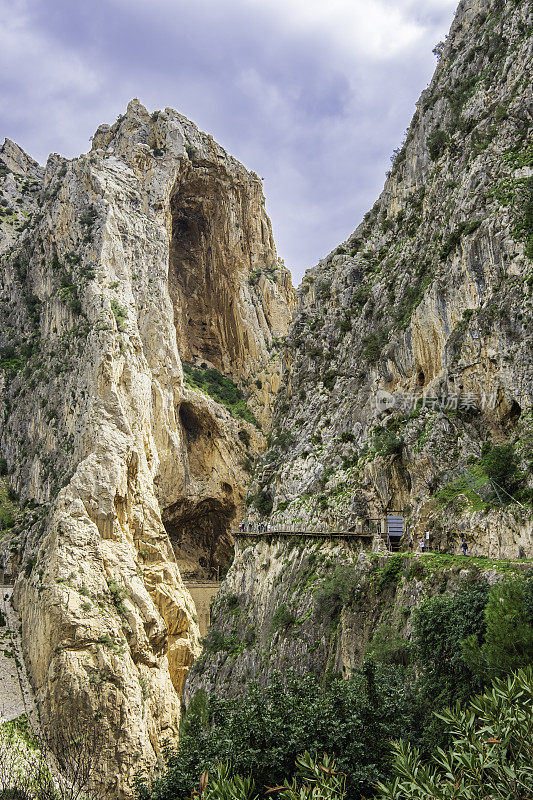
[[0, 0, 532, 795], [186, 0, 533, 732]]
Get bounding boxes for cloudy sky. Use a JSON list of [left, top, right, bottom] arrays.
[[0, 0, 457, 282]]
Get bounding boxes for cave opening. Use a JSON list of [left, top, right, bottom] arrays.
[[178, 401, 203, 440], [504, 399, 521, 429], [157, 399, 238, 580], [162, 497, 235, 581]]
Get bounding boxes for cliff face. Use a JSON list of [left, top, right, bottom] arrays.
[[184, 535, 530, 701], [248, 0, 532, 558], [0, 101, 293, 795]]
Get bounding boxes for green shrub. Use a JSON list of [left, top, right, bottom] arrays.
[[361, 329, 388, 362], [249, 268, 261, 286], [412, 583, 489, 710], [271, 603, 296, 632], [108, 580, 130, 615], [24, 556, 36, 577], [183, 364, 257, 425], [376, 555, 403, 592], [265, 752, 345, 800], [394, 266, 432, 328], [440, 220, 481, 260], [0, 482, 16, 530], [248, 488, 274, 516], [376, 667, 533, 800], [373, 428, 403, 458], [323, 370, 337, 390], [238, 428, 251, 448], [366, 623, 410, 666], [427, 128, 449, 160], [479, 441, 521, 495], [462, 578, 533, 679], [79, 206, 98, 227], [315, 564, 359, 621], [340, 432, 355, 443], [317, 279, 332, 298], [0, 346, 26, 374], [110, 299, 127, 331], [137, 666, 419, 800]]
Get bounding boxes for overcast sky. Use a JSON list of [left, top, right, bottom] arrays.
[[0, 0, 457, 282]]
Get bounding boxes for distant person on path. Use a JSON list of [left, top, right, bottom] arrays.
[[420, 537, 425, 553], [462, 538, 468, 556]]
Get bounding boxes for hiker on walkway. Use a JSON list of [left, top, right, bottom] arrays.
[[462, 538, 468, 556], [420, 537, 425, 553]]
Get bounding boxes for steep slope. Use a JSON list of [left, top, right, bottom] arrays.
[[184, 535, 530, 701], [0, 101, 293, 795], [247, 0, 532, 557]]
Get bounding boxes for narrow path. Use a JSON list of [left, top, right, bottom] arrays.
[[233, 530, 374, 538], [0, 587, 39, 729]]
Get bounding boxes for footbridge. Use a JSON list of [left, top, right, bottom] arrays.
[[233, 514, 406, 551]]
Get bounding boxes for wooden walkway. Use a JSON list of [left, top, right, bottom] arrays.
[[233, 530, 374, 539]]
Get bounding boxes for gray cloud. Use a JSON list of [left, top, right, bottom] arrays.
[[0, 0, 456, 281]]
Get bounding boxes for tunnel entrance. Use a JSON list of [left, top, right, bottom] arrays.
[[162, 497, 235, 581]]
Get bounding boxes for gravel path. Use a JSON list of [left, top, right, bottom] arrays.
[[0, 588, 37, 726]]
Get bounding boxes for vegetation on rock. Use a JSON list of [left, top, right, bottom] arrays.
[[183, 363, 258, 425]]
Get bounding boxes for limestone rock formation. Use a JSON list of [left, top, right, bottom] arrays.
[[248, 0, 532, 558], [0, 101, 293, 795], [185, 535, 530, 700]]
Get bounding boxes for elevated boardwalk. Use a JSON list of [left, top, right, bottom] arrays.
[[233, 529, 373, 539]]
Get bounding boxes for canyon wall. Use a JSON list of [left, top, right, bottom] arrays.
[[246, 0, 532, 558], [184, 535, 531, 701], [0, 101, 293, 794]]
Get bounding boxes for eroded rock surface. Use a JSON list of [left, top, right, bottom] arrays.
[[185, 536, 531, 700], [248, 0, 532, 558], [0, 102, 293, 795]]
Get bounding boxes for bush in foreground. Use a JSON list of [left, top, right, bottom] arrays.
[[136, 665, 419, 800], [376, 667, 533, 800]]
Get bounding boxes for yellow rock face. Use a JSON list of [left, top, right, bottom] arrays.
[[0, 100, 294, 796]]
